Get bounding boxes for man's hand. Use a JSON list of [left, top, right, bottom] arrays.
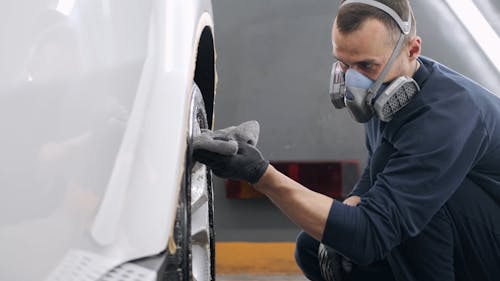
[[343, 195, 361, 207], [193, 141, 269, 184]]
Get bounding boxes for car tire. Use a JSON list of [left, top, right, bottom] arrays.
[[164, 83, 215, 281]]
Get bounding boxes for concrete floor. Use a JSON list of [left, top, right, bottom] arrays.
[[217, 274, 308, 281]]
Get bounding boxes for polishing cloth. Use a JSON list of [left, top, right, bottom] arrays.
[[192, 120, 260, 155]]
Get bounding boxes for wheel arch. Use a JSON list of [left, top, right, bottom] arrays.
[[194, 26, 216, 129]]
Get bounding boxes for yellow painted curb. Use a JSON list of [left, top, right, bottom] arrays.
[[216, 242, 302, 274]]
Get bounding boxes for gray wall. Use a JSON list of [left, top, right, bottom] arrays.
[[211, 0, 500, 242]]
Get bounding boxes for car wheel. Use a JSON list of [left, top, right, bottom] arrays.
[[164, 83, 215, 281]]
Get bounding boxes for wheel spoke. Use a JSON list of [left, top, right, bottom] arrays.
[[191, 163, 209, 212]]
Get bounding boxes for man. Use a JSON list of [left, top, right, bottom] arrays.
[[194, 0, 500, 280]]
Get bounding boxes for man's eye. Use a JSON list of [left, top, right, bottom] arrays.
[[359, 63, 374, 70]]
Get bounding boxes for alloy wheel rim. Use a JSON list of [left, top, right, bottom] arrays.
[[188, 84, 212, 281]]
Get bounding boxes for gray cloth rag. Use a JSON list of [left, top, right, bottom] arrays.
[[192, 120, 260, 155]]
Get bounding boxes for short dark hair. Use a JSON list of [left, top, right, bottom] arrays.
[[336, 0, 416, 45]]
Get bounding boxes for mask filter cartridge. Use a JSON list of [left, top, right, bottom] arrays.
[[373, 76, 420, 122]]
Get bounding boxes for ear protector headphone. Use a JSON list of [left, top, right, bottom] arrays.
[[329, 0, 420, 123]]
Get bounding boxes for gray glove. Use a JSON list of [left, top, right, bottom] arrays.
[[193, 141, 269, 184]]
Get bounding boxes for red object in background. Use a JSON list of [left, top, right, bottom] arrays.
[[225, 161, 359, 199]]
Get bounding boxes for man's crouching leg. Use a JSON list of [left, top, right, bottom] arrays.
[[295, 231, 324, 281], [295, 231, 394, 281]]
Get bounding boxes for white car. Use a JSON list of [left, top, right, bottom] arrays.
[[0, 0, 216, 280]]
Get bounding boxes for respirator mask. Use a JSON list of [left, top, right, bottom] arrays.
[[329, 0, 420, 123]]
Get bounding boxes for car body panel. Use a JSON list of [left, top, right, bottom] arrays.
[[0, 0, 214, 280]]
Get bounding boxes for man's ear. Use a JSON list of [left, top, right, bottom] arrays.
[[408, 36, 422, 60]]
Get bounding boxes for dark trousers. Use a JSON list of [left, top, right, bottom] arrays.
[[295, 177, 500, 281]]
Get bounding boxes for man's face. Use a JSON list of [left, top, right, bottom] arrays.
[[332, 18, 405, 82]]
